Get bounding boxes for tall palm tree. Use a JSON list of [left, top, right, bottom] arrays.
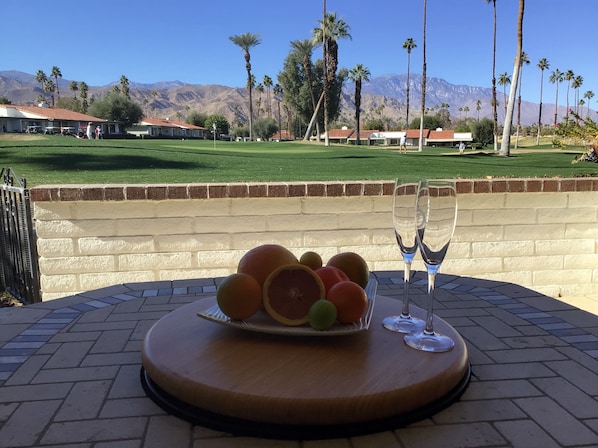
[[255, 83, 264, 118], [485, 0, 498, 152], [514, 51, 530, 148], [79, 81, 89, 113], [51, 66, 62, 102], [584, 90, 594, 117], [290, 39, 321, 141], [499, 0, 524, 157], [44, 79, 56, 107], [313, 7, 351, 145], [476, 99, 482, 121], [536, 58, 549, 144], [549, 69, 563, 127], [564, 69, 574, 119], [35, 70, 47, 104], [572, 75, 583, 115], [229, 32, 262, 141], [419, 0, 427, 152], [497, 72, 511, 118], [402, 37, 416, 129], [263, 75, 273, 117], [348, 63, 371, 146]]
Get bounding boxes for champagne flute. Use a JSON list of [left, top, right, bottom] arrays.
[[383, 179, 426, 333], [404, 179, 457, 353]]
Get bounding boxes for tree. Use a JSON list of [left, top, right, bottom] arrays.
[[419, 0, 427, 152], [120, 75, 130, 99], [514, 51, 530, 148], [497, 72, 511, 118], [410, 115, 441, 131], [471, 117, 494, 146], [263, 75, 273, 117], [564, 69, 574, 119], [402, 38, 417, 129], [476, 99, 482, 121], [88, 92, 143, 129], [313, 7, 351, 145], [35, 70, 47, 104], [0, 97, 11, 104], [584, 90, 594, 117], [536, 58, 549, 144], [186, 111, 208, 127], [572, 75, 583, 115], [549, 69, 563, 127], [229, 32, 262, 141], [253, 116, 278, 140], [499, 0, 524, 157], [79, 81, 89, 113], [290, 39, 320, 141], [51, 66, 62, 101], [485, 0, 499, 152], [44, 79, 56, 107], [204, 114, 230, 138], [348, 63, 371, 145]]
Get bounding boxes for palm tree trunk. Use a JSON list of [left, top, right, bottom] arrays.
[[491, 0, 498, 152], [418, 0, 427, 152], [323, 0, 329, 146], [536, 71, 544, 145]]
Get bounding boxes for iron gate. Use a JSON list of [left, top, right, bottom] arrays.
[[0, 167, 41, 303]]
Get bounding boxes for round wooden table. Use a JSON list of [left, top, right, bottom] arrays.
[[141, 294, 470, 439]]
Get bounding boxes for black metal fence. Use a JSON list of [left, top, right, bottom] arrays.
[[0, 168, 41, 303]]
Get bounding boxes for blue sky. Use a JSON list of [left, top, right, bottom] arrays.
[[3, 0, 597, 105]]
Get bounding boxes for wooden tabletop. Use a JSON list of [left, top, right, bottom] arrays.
[[142, 294, 469, 435]]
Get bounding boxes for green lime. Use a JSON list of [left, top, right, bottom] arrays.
[[308, 299, 337, 331]]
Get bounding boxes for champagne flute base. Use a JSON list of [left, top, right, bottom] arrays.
[[404, 331, 455, 353], [382, 316, 425, 334]]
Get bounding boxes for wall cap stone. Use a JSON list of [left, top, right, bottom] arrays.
[[29, 178, 598, 202]]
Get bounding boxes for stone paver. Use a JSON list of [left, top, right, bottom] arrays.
[[0, 272, 597, 447]]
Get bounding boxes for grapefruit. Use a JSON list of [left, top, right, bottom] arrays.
[[237, 244, 298, 287], [216, 273, 263, 320], [263, 263, 326, 326], [327, 252, 370, 288], [327, 280, 369, 324], [299, 251, 323, 270]]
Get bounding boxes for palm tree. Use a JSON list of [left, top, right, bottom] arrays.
[[35, 70, 47, 104], [497, 72, 511, 118], [549, 69, 563, 127], [348, 64, 371, 146], [564, 69, 574, 119], [255, 83, 264, 118], [485, 0, 498, 152], [290, 39, 321, 141], [273, 83, 283, 138], [536, 58, 549, 144], [44, 79, 56, 107], [476, 99, 482, 121], [79, 81, 89, 113], [313, 7, 352, 145], [229, 32, 262, 141], [51, 66, 62, 102], [402, 38, 417, 129], [419, 0, 427, 152], [584, 90, 594, 117], [499, 0, 524, 157], [263, 75, 273, 117], [572, 75, 583, 115], [514, 51, 530, 148]]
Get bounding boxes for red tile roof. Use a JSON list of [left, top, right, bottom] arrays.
[[0, 105, 105, 122], [428, 130, 455, 140], [406, 129, 430, 138], [327, 128, 355, 138]]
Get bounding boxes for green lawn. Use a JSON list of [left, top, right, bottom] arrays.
[[0, 134, 595, 186]]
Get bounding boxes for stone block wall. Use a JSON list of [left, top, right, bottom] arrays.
[[30, 178, 598, 301]]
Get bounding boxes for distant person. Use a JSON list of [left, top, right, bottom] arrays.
[[399, 134, 407, 153], [459, 141, 465, 154], [95, 125, 102, 139], [86, 122, 93, 140]]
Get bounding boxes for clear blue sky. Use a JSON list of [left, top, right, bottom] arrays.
[[3, 0, 597, 105]]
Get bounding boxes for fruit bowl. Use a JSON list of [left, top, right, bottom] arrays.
[[197, 279, 377, 336]]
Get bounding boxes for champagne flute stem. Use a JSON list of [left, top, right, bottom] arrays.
[[400, 261, 412, 318], [424, 270, 437, 335]]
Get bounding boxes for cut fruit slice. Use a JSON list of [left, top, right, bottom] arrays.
[[263, 263, 326, 326]]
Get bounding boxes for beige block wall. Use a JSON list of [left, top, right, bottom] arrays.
[[32, 187, 598, 301]]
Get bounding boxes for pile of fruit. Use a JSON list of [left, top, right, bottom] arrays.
[[216, 244, 370, 331]]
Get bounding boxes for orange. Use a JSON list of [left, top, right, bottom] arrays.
[[315, 266, 349, 295], [263, 263, 326, 326], [237, 244, 298, 287], [327, 252, 370, 288], [299, 251, 323, 270], [327, 280, 368, 324], [216, 273, 263, 320]]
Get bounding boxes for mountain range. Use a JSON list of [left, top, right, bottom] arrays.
[[0, 70, 574, 127]]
